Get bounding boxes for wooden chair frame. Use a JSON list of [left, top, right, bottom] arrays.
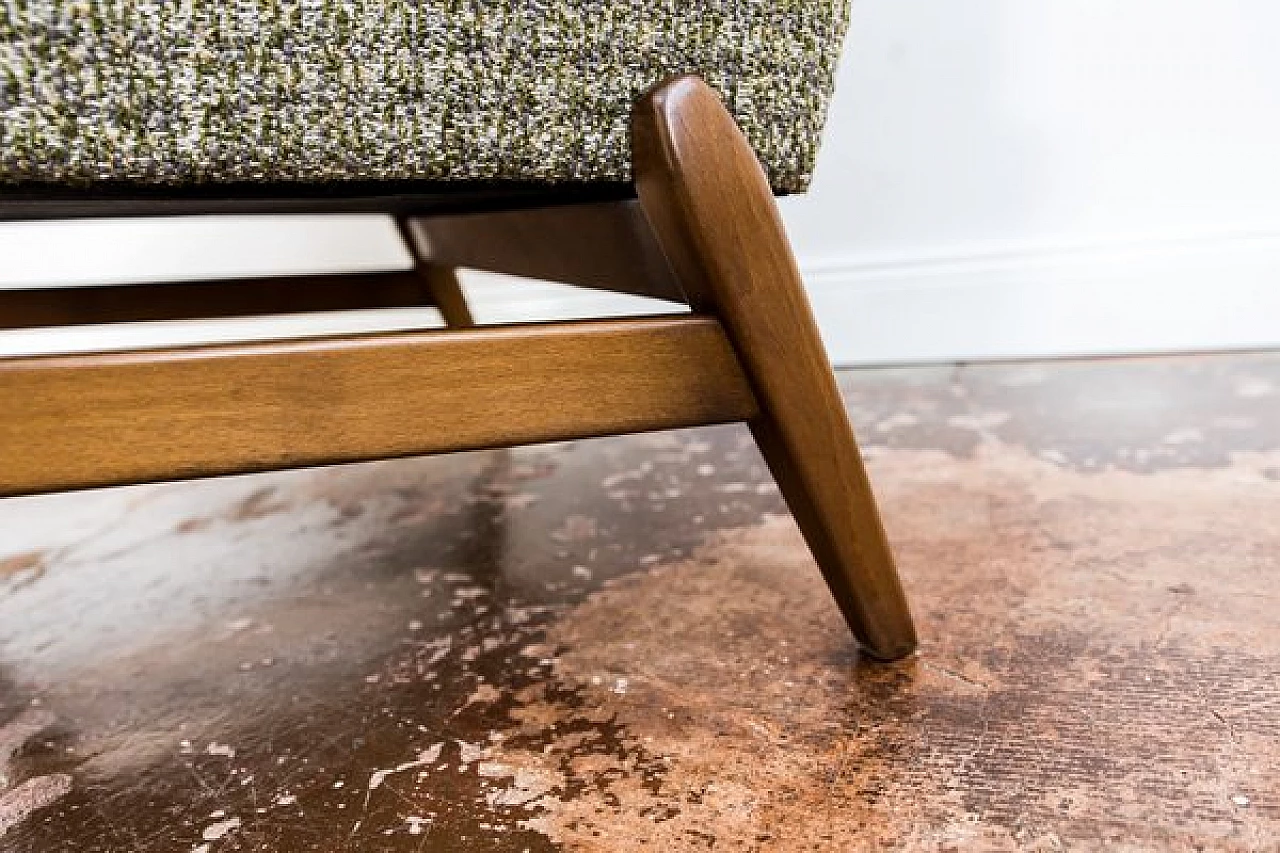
[[0, 76, 917, 660]]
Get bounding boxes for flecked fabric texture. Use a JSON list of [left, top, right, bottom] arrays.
[[0, 0, 849, 192]]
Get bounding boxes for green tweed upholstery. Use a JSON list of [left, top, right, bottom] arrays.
[[0, 0, 849, 194]]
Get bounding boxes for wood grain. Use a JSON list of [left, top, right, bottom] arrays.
[[0, 272, 435, 329], [632, 75, 917, 660], [0, 315, 756, 497]]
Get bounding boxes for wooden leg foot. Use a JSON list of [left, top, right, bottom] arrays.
[[631, 76, 917, 660]]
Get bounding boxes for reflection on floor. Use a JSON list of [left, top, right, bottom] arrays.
[[1, 353, 1278, 851]]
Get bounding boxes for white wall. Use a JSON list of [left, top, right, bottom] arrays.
[[790, 0, 1280, 257], [4, 0, 1280, 363], [784, 0, 1280, 363]]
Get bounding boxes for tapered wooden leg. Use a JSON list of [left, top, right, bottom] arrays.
[[632, 76, 917, 660], [396, 217, 475, 328]]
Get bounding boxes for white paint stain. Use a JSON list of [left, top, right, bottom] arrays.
[[201, 816, 241, 841], [365, 742, 444, 807], [478, 761, 511, 778], [483, 767, 556, 808], [457, 740, 485, 765]]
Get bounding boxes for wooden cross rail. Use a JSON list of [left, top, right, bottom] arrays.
[[0, 315, 755, 497]]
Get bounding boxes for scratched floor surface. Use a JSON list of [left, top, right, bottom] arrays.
[[1, 353, 1278, 851]]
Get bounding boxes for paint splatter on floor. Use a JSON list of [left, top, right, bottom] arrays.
[[482, 445, 1280, 850], [1, 352, 1279, 850]]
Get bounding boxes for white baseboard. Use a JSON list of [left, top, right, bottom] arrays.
[[4, 226, 1278, 365], [462, 230, 1280, 366], [803, 230, 1280, 365]]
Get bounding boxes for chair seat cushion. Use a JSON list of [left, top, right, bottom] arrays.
[[0, 1, 848, 194]]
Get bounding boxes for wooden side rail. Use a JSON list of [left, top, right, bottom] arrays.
[[0, 271, 436, 330], [403, 201, 686, 303], [0, 315, 756, 497]]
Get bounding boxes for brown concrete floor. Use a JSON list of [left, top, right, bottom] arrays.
[[1, 353, 1278, 851]]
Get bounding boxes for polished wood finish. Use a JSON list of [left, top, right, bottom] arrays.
[[403, 201, 684, 303], [0, 316, 756, 497], [0, 271, 435, 329], [632, 75, 917, 660]]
